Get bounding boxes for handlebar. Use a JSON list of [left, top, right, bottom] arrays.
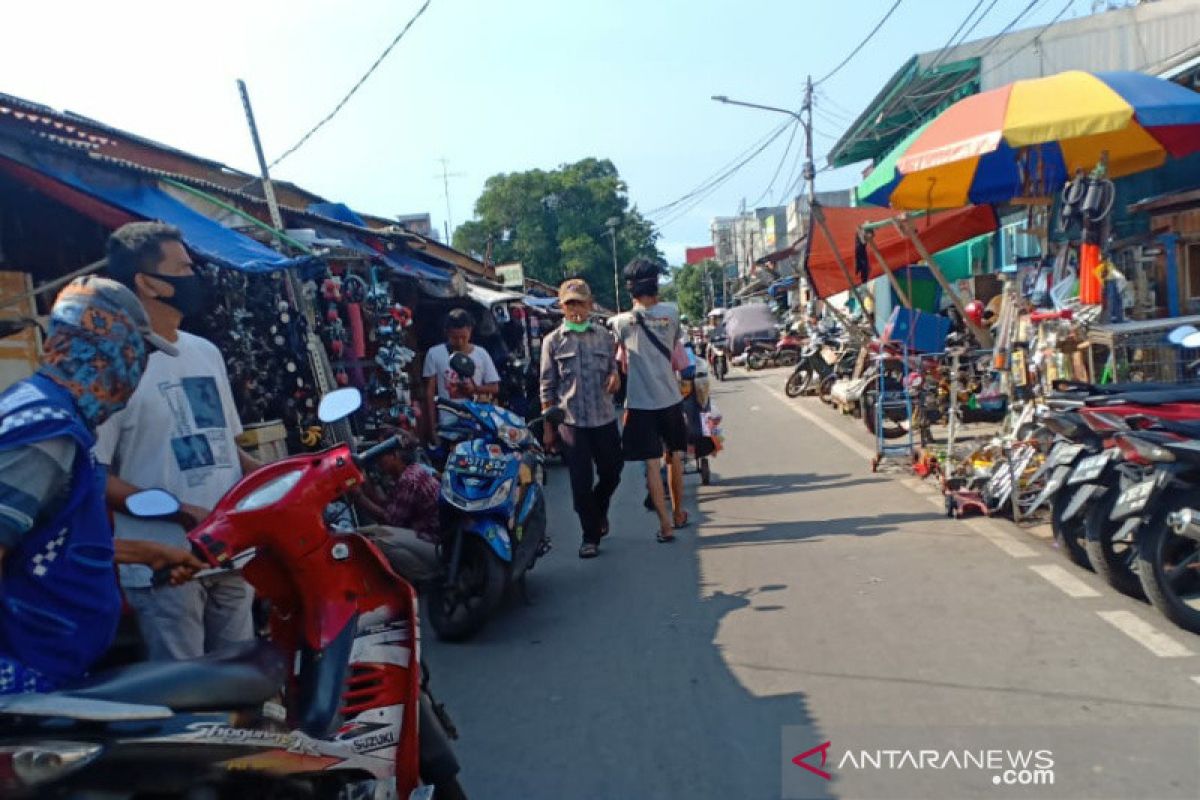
[[354, 434, 406, 467]]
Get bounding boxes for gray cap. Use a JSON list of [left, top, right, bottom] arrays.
[[50, 275, 179, 357]]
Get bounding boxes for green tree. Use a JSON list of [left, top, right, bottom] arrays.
[[668, 259, 724, 320], [453, 158, 661, 310]]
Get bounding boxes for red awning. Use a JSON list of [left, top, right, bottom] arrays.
[[806, 205, 997, 299]]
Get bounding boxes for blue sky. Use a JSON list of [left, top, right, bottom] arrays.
[[2, 0, 1090, 263]]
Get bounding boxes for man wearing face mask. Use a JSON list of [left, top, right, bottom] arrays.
[[0, 277, 202, 693], [95, 222, 260, 661], [539, 279, 622, 559]]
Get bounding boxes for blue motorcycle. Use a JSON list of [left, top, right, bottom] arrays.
[[427, 394, 563, 641]]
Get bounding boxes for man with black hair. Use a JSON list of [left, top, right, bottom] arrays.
[[612, 258, 690, 543], [422, 307, 501, 444], [96, 221, 259, 661]]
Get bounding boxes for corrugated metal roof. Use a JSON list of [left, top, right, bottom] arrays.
[[829, 0, 1200, 167]]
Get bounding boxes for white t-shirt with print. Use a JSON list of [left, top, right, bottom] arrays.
[[422, 343, 501, 427], [95, 330, 244, 588]]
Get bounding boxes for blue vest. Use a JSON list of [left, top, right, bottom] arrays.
[[0, 374, 121, 686]]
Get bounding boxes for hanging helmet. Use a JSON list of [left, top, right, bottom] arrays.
[[964, 300, 985, 327]]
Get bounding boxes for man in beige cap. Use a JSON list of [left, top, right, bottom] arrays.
[[539, 278, 622, 558]]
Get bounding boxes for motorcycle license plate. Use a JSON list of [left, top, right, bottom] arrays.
[[1051, 443, 1085, 468], [1068, 451, 1113, 485], [1110, 476, 1158, 521], [1029, 465, 1072, 511]]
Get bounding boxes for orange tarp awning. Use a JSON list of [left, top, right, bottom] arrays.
[[806, 204, 997, 299]]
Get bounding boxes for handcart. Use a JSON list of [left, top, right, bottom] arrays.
[[680, 353, 721, 485]]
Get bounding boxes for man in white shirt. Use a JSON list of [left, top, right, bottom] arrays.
[[95, 222, 260, 661], [422, 308, 500, 444]]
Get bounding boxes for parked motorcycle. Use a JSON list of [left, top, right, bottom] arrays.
[[427, 354, 562, 641], [745, 333, 801, 370], [0, 387, 464, 799], [785, 332, 853, 398]]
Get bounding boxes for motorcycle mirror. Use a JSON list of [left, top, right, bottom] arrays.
[[544, 406, 566, 426], [1168, 325, 1199, 346], [125, 488, 181, 518], [318, 387, 363, 423]]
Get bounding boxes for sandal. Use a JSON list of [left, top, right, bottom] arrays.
[[673, 510, 690, 529], [656, 530, 676, 543], [579, 542, 599, 559]]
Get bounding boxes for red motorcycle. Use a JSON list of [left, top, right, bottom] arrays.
[[0, 388, 464, 800], [745, 332, 802, 370]]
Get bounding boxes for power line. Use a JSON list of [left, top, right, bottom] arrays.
[[268, 0, 433, 170], [814, 0, 906, 86], [926, 0, 1002, 72], [646, 118, 793, 221], [751, 119, 802, 207]]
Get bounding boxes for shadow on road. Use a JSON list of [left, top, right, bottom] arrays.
[[424, 459, 834, 800]]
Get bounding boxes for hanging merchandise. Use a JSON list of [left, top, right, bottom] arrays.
[[1078, 242, 1103, 305]]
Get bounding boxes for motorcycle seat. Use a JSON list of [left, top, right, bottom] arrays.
[[60, 639, 287, 712], [1085, 388, 1200, 406]]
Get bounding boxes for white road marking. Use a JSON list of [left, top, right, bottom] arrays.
[[1096, 610, 1196, 658], [962, 518, 1039, 558], [1191, 676, 1200, 689], [757, 379, 1038, 558], [1028, 564, 1103, 598]]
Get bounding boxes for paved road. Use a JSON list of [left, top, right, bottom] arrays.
[[426, 370, 1200, 800]]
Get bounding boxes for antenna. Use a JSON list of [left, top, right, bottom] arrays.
[[435, 158, 465, 243]]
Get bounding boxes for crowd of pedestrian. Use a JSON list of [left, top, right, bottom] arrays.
[[0, 226, 695, 692]]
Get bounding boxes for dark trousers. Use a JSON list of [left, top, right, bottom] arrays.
[[558, 421, 623, 544]]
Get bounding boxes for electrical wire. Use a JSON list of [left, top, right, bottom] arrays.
[[268, 0, 433, 170], [750, 119, 802, 207], [814, 0, 906, 87], [645, 118, 792, 220], [926, 0, 1002, 72]]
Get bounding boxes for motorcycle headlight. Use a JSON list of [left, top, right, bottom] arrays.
[[443, 474, 515, 512], [0, 741, 102, 787], [235, 470, 304, 511]]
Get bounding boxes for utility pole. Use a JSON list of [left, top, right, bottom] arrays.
[[605, 217, 622, 313], [435, 158, 464, 244], [237, 80, 284, 234]]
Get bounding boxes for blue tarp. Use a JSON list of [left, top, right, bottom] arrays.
[[307, 202, 369, 228], [4, 147, 317, 274], [385, 252, 450, 282], [524, 296, 559, 309]]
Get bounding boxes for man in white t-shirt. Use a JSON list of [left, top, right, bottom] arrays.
[[422, 308, 500, 443], [95, 222, 260, 661]]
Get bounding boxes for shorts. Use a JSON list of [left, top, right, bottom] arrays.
[[622, 402, 688, 462]]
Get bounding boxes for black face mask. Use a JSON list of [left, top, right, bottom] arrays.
[[151, 273, 208, 318]]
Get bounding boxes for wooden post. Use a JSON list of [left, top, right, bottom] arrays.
[[812, 204, 871, 314], [893, 216, 994, 348], [863, 230, 911, 309]]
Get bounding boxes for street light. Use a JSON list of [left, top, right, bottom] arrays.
[[711, 95, 802, 124], [605, 215, 621, 313]]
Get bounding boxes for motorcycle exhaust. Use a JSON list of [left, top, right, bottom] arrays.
[[1167, 508, 1200, 543]]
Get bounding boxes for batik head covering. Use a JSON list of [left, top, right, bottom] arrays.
[[40, 276, 176, 428]]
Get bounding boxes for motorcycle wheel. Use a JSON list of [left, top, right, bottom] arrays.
[[1135, 487, 1200, 634], [1083, 476, 1146, 599], [747, 352, 767, 370], [785, 367, 815, 398], [1050, 484, 1094, 571], [428, 535, 507, 642], [715, 359, 727, 381], [818, 374, 837, 405]]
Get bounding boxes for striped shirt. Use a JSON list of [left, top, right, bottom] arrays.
[[539, 324, 618, 428]]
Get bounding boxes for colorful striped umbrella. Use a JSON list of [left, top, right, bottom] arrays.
[[865, 71, 1200, 210]]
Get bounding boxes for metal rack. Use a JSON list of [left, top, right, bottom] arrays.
[[871, 344, 916, 472]]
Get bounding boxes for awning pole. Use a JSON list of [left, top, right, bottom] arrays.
[[812, 203, 872, 314], [862, 230, 911, 309], [893, 216, 993, 347]]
